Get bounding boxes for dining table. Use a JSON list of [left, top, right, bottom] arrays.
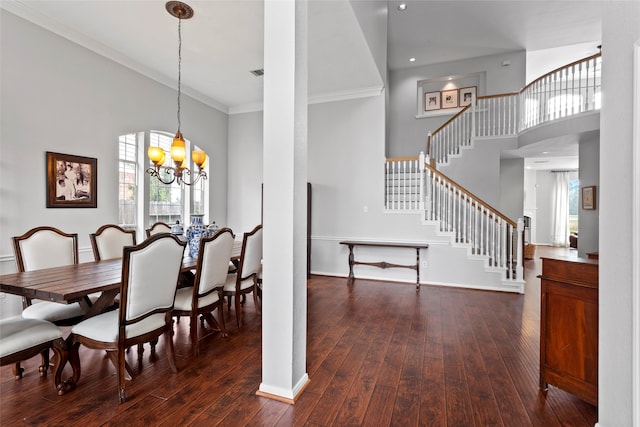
[[0, 238, 242, 394]]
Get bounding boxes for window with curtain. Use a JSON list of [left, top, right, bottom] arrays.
[[551, 171, 570, 247]]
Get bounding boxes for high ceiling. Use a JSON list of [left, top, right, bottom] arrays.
[[3, 0, 605, 169], [3, 0, 604, 111]]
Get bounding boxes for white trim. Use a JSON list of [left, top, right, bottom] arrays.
[[632, 40, 640, 427], [308, 86, 384, 105], [228, 86, 384, 115], [258, 373, 309, 401]]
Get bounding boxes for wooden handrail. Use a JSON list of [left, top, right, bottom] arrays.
[[477, 92, 518, 100], [521, 52, 601, 93], [432, 104, 472, 135], [424, 162, 516, 227], [386, 156, 419, 162]]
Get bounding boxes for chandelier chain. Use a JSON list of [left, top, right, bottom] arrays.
[[177, 16, 182, 133]]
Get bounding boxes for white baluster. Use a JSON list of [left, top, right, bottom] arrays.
[[516, 218, 524, 281]]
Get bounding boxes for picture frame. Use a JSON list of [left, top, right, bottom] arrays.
[[46, 151, 97, 208], [582, 186, 596, 210], [441, 89, 459, 109], [459, 86, 477, 107], [424, 91, 441, 111]]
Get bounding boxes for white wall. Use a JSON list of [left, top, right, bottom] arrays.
[[388, 50, 526, 158], [0, 11, 228, 313], [499, 157, 525, 221], [578, 131, 599, 257], [598, 3, 640, 426], [438, 136, 518, 212]]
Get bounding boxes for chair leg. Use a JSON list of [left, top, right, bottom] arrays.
[[117, 349, 126, 404], [51, 338, 67, 393], [253, 288, 261, 315], [235, 294, 241, 328], [137, 343, 144, 361], [218, 303, 227, 337], [12, 362, 24, 380], [39, 348, 50, 377], [190, 313, 199, 357], [165, 329, 178, 373]]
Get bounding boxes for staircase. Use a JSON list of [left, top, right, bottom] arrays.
[[384, 53, 601, 294]]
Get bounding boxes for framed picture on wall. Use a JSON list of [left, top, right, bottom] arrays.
[[46, 151, 97, 208], [424, 91, 441, 111], [582, 186, 596, 210], [459, 86, 477, 107], [441, 89, 459, 109]]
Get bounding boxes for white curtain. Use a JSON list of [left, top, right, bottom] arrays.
[[551, 172, 570, 247]]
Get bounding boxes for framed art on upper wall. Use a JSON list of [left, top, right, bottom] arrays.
[[441, 89, 458, 109], [46, 151, 97, 208], [424, 91, 441, 111], [459, 86, 477, 107]]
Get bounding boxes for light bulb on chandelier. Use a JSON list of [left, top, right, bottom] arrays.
[[146, 1, 208, 186]]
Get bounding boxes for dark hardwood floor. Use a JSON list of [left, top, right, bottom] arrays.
[[1, 245, 597, 426]]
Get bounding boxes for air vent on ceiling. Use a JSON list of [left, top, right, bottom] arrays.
[[250, 69, 264, 77]]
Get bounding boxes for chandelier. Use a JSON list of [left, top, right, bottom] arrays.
[[147, 1, 208, 186]]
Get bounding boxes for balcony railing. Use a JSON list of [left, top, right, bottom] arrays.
[[427, 53, 601, 166]]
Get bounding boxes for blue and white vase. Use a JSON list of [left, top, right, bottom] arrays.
[[186, 214, 207, 257]]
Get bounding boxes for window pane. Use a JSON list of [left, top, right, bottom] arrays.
[[118, 133, 137, 229], [149, 131, 184, 226]]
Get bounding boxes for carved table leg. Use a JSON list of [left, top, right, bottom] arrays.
[[347, 244, 355, 283]]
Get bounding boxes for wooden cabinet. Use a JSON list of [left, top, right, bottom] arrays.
[[539, 257, 598, 406]]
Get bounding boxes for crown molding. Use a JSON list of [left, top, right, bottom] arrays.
[[228, 85, 385, 115]]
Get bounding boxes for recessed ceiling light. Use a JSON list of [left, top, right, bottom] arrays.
[[448, 77, 453, 81], [398, 3, 407, 11], [542, 151, 549, 154], [409, 57, 416, 62]]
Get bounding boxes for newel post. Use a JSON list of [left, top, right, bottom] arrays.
[[516, 218, 524, 281], [471, 94, 476, 140], [419, 151, 426, 211]]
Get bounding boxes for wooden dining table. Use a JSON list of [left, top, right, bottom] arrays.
[[0, 239, 242, 394]]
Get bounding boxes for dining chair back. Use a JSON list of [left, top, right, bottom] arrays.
[[68, 233, 186, 403], [145, 221, 171, 238], [90, 224, 136, 261], [0, 316, 67, 387], [174, 228, 234, 355], [223, 224, 262, 327], [13, 226, 78, 273]]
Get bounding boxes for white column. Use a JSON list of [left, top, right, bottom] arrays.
[[258, 0, 309, 403]]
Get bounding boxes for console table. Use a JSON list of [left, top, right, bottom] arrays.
[[339, 241, 429, 290]]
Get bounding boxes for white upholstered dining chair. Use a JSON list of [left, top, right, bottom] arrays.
[[90, 224, 136, 261], [173, 228, 234, 356], [12, 226, 89, 323], [223, 224, 262, 328], [145, 221, 171, 238], [67, 233, 186, 403], [0, 316, 66, 386]]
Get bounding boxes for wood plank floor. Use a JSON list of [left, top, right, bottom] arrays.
[[1, 245, 597, 426]]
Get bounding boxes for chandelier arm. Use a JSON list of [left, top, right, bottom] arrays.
[[177, 169, 207, 186], [146, 166, 178, 185]]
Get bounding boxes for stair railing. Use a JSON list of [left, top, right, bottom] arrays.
[[427, 53, 602, 167], [385, 154, 524, 281], [385, 156, 422, 211]]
